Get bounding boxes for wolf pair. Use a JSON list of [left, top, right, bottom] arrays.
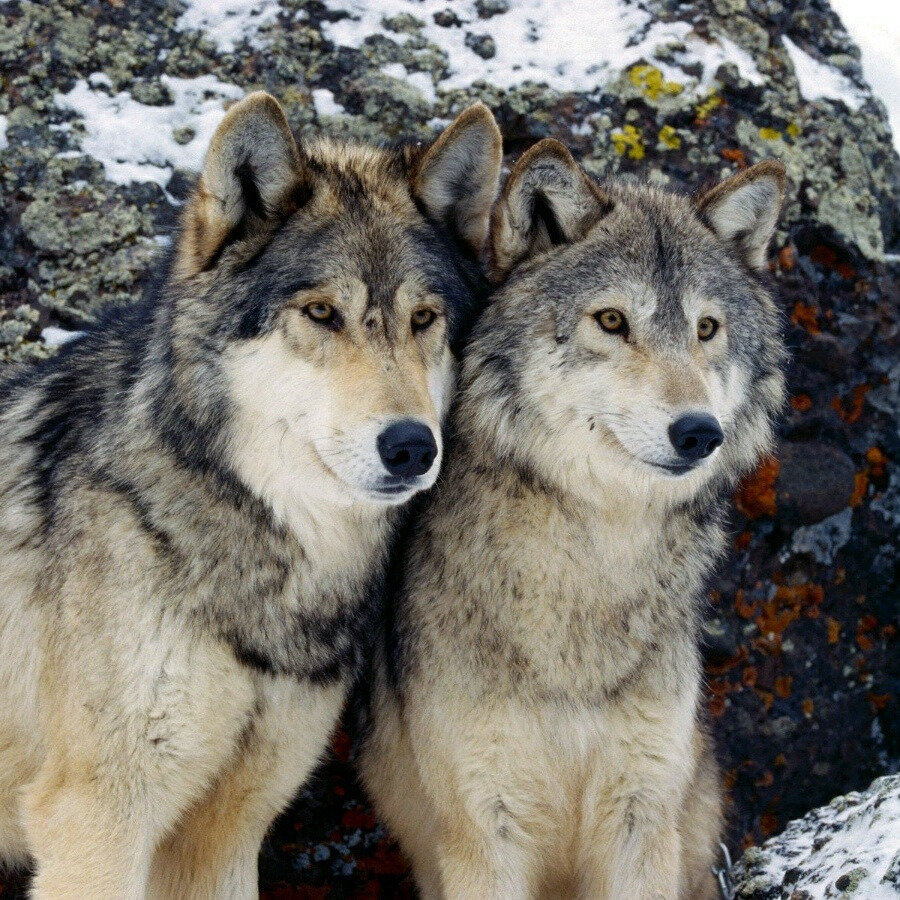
[[0, 90, 785, 899]]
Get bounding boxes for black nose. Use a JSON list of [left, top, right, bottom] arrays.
[[668, 413, 724, 462], [377, 420, 437, 479]]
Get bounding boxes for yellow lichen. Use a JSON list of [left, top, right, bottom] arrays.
[[759, 127, 782, 140], [786, 122, 801, 138], [611, 125, 645, 160], [658, 125, 681, 149], [695, 92, 722, 119], [627, 64, 684, 101]]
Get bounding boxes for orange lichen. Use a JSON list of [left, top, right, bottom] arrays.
[[827, 617, 842, 645], [722, 147, 747, 167], [736, 456, 780, 518], [791, 301, 820, 333], [865, 446, 888, 477], [778, 245, 795, 270], [802, 698, 814, 718], [790, 393, 812, 411], [734, 590, 760, 620], [774, 676, 793, 699], [850, 471, 868, 507], [868, 692, 890, 711], [755, 770, 775, 788], [832, 383, 871, 423]]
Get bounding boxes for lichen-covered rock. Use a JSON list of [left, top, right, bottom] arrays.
[[0, 0, 897, 896], [732, 774, 900, 899]]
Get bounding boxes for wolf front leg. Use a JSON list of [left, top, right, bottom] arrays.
[[577, 796, 682, 900], [147, 676, 344, 900], [23, 755, 158, 900]]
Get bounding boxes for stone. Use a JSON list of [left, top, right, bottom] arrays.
[[775, 441, 857, 526], [732, 775, 900, 898]]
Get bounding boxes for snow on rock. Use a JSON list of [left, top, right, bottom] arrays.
[[732, 774, 900, 899], [0, 114, 7, 152], [311, 88, 345, 118], [55, 75, 244, 187], [321, 0, 762, 97], [41, 327, 85, 348], [175, 0, 282, 52], [783, 36, 864, 112]]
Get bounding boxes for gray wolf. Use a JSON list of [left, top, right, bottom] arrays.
[[0, 92, 501, 897], [359, 141, 787, 899]]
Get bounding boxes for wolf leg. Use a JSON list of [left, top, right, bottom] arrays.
[[435, 826, 534, 900], [23, 762, 156, 900], [147, 676, 343, 900], [577, 800, 681, 900]]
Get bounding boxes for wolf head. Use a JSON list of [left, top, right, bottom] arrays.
[[463, 140, 786, 504], [168, 94, 501, 511]]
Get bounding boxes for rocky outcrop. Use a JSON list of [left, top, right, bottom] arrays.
[[0, 0, 896, 894], [732, 774, 900, 899]]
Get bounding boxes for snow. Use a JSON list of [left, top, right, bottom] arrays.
[[737, 775, 900, 900], [829, 0, 900, 150], [41, 327, 85, 347], [55, 75, 244, 187], [783, 36, 864, 111], [175, 0, 282, 52], [321, 0, 762, 96], [381, 63, 438, 104], [311, 88, 345, 118], [0, 114, 7, 152]]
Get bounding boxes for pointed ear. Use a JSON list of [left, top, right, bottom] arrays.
[[411, 103, 503, 255], [175, 92, 305, 279], [697, 160, 786, 271], [489, 139, 613, 281]]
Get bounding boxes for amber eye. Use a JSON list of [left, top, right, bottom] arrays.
[[595, 308, 628, 336], [304, 301, 336, 325], [411, 308, 437, 332], [698, 316, 719, 341]]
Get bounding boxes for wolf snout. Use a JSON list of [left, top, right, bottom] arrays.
[[668, 413, 723, 462], [377, 420, 438, 478]]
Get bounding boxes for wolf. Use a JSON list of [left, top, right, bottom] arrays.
[[359, 141, 787, 899], [0, 92, 502, 897]]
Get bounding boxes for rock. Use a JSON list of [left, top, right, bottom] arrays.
[[775, 441, 857, 526], [732, 774, 900, 898], [475, 0, 510, 18], [464, 32, 496, 60]]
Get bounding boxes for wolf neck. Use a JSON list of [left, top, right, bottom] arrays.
[[435, 428, 722, 702]]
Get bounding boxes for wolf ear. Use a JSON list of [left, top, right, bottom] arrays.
[[411, 103, 503, 255], [697, 160, 786, 271], [175, 92, 305, 279], [489, 139, 612, 281]]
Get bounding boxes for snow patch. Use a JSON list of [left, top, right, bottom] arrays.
[[786, 507, 853, 566], [175, 0, 282, 52], [783, 36, 864, 111], [42, 327, 85, 348], [55, 75, 244, 187], [311, 88, 345, 118], [0, 114, 7, 152], [381, 63, 437, 104], [321, 0, 762, 96], [829, 0, 900, 150]]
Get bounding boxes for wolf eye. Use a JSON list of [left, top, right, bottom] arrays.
[[411, 308, 437, 332], [304, 301, 337, 325], [698, 317, 719, 341], [595, 308, 628, 337]]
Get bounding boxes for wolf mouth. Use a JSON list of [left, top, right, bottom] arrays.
[[649, 461, 698, 477]]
